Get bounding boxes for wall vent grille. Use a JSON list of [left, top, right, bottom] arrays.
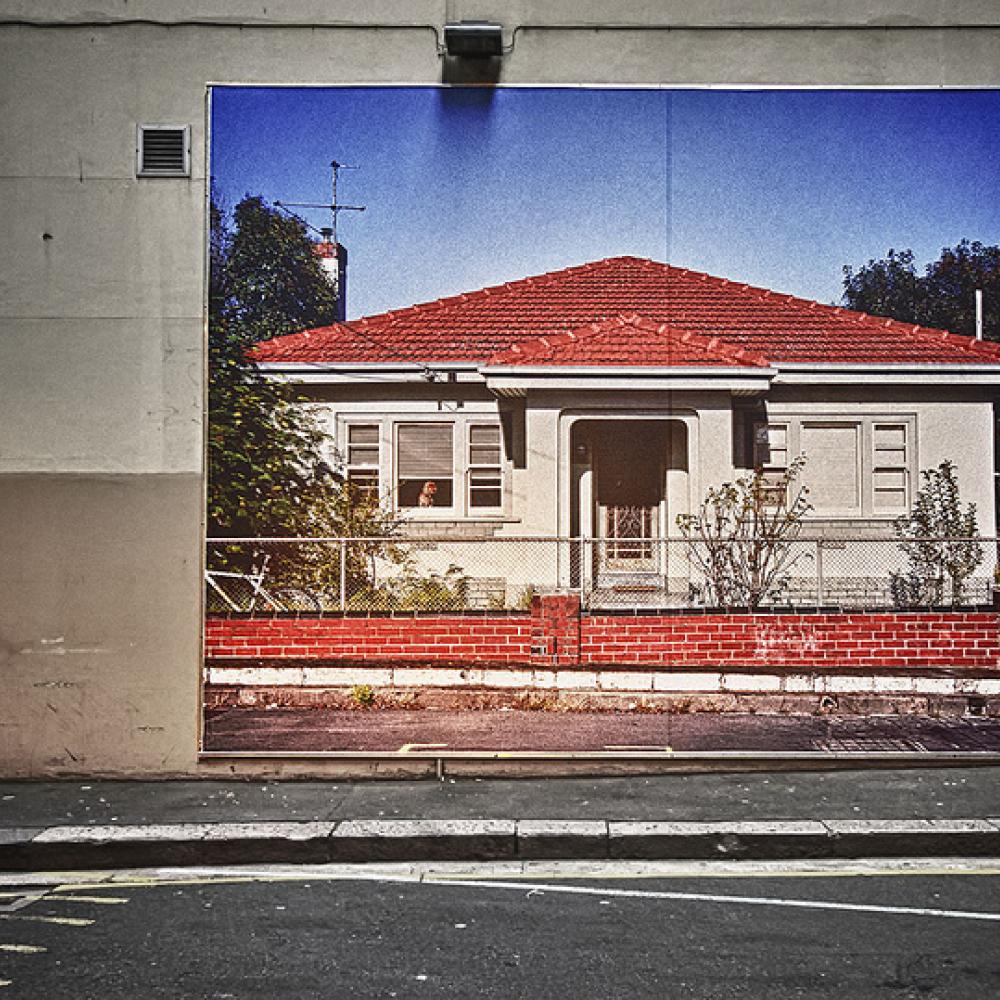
[[137, 124, 190, 177]]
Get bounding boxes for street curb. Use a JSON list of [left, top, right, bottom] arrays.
[[4, 818, 1000, 871]]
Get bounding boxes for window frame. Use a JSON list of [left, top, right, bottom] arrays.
[[344, 422, 382, 504], [871, 422, 910, 514], [339, 414, 508, 519], [755, 413, 915, 518], [466, 423, 504, 513], [752, 421, 790, 505], [394, 420, 457, 513]]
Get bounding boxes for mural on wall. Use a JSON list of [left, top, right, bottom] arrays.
[[205, 86, 1000, 753]]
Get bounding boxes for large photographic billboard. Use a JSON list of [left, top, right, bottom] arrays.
[[205, 86, 1000, 755]]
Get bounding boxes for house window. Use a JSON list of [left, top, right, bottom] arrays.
[[468, 424, 502, 509], [873, 423, 908, 509], [346, 424, 380, 502], [397, 423, 454, 508], [755, 413, 915, 517], [800, 422, 861, 511], [753, 422, 788, 503]]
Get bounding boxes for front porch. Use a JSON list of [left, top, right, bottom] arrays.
[[568, 417, 692, 606]]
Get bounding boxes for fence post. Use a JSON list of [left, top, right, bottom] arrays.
[[815, 539, 825, 606], [578, 537, 586, 608], [339, 538, 347, 611]]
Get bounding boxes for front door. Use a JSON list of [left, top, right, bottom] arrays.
[[594, 423, 665, 580]]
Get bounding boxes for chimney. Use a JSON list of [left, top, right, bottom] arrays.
[[314, 227, 348, 321]]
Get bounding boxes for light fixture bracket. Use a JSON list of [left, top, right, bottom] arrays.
[[443, 21, 503, 58]]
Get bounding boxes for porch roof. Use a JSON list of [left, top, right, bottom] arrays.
[[485, 312, 771, 368]]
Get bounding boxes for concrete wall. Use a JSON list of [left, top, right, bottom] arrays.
[[3, 3, 1000, 777]]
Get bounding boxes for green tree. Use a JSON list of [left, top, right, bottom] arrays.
[[207, 195, 395, 602], [890, 461, 984, 607], [842, 240, 1000, 340]]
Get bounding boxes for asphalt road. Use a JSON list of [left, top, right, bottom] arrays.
[[3, 860, 1000, 998], [204, 707, 1000, 753]]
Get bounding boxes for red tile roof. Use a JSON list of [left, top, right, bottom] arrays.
[[251, 255, 1000, 367], [487, 312, 771, 368]]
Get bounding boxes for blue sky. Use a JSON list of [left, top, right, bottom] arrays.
[[211, 86, 1000, 320]]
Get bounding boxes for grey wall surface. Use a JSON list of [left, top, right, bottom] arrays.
[[2, 2, 999, 777]]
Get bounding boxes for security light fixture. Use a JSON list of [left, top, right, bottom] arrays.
[[444, 21, 503, 58]]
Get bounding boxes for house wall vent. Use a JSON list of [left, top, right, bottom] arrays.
[[136, 124, 190, 177]]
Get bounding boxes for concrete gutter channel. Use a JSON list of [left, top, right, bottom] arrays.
[[4, 818, 1000, 871]]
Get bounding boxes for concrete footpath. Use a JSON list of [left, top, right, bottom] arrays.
[[3, 767, 1000, 870]]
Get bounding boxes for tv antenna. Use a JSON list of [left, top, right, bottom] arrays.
[[275, 160, 366, 247]]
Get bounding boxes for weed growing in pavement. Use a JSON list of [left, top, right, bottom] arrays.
[[350, 683, 376, 708]]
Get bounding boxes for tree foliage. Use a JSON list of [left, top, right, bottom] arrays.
[[842, 240, 1000, 340], [676, 457, 812, 609], [207, 194, 394, 544], [890, 461, 984, 607]]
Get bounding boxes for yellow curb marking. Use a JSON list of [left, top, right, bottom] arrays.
[[50, 895, 129, 905], [0, 944, 46, 954], [0, 914, 94, 927], [604, 745, 673, 752]]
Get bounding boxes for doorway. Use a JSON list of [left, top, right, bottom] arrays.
[[593, 422, 668, 582]]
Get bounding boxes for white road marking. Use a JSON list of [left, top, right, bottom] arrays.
[[0, 894, 45, 913], [0, 979, 12, 988], [0, 944, 46, 954], [2, 856, 1000, 892], [427, 878, 1000, 923]]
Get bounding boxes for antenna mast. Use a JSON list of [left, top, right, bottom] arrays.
[[274, 161, 366, 321], [275, 159, 366, 245]]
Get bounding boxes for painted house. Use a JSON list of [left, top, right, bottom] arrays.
[[251, 256, 1000, 603]]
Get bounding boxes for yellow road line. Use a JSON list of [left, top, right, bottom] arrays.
[[56, 875, 282, 892], [604, 745, 673, 752], [0, 944, 46, 954], [0, 914, 94, 927], [50, 895, 129, 905]]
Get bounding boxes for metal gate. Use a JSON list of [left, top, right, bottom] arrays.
[[597, 503, 659, 574]]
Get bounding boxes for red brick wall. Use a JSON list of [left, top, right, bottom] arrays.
[[530, 593, 580, 665], [580, 611, 1000, 669], [204, 614, 533, 664], [205, 600, 1000, 671]]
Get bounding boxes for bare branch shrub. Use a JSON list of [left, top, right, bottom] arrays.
[[677, 457, 812, 609]]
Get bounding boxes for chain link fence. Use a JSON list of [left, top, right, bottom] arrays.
[[205, 536, 999, 613]]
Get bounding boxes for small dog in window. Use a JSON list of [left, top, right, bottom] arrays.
[[417, 481, 438, 507]]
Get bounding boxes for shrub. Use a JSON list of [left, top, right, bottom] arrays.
[[890, 460, 983, 607], [676, 456, 812, 609]]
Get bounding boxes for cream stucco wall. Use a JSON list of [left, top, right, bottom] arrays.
[[3, 3, 1000, 777]]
